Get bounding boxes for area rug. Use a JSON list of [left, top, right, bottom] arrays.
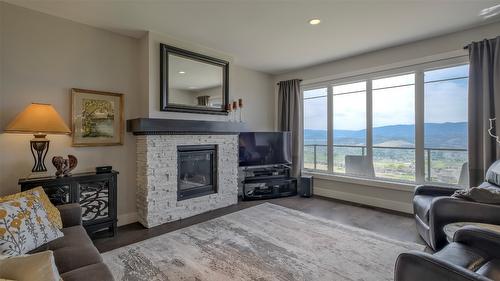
[[103, 203, 424, 281]]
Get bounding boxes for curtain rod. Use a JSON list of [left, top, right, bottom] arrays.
[[276, 79, 303, 85], [464, 36, 500, 50]]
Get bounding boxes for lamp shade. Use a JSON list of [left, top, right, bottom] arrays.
[[5, 103, 71, 134]]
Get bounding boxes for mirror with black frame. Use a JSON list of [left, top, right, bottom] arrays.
[[160, 44, 229, 115]]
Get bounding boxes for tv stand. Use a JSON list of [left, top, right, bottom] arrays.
[[241, 165, 297, 200]]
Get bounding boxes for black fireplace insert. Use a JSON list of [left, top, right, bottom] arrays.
[[177, 145, 218, 201]]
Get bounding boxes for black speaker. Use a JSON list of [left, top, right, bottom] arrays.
[[300, 175, 313, 197]]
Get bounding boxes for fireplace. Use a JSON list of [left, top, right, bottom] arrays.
[[177, 145, 218, 201], [130, 118, 242, 228]]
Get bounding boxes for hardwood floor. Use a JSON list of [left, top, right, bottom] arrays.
[[94, 195, 425, 253]]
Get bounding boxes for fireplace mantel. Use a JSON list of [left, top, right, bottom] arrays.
[[127, 118, 247, 135]]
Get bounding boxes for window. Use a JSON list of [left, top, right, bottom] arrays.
[[304, 88, 328, 171], [332, 82, 366, 173], [424, 65, 469, 185], [372, 74, 415, 181], [302, 58, 469, 186]]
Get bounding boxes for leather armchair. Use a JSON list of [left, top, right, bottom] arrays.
[[414, 161, 500, 251], [395, 226, 500, 281]]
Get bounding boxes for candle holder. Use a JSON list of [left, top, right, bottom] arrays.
[[232, 101, 238, 122], [238, 98, 243, 123]]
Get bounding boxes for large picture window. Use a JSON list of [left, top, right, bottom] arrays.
[[304, 88, 328, 171], [372, 73, 415, 181], [332, 82, 366, 174], [302, 58, 469, 186], [424, 65, 469, 185]]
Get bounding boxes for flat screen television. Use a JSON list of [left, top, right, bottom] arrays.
[[239, 132, 292, 166]]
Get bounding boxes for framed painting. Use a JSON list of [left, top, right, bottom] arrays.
[[71, 88, 124, 146]]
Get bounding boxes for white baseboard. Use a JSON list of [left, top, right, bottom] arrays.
[[117, 212, 138, 226], [314, 187, 413, 214]]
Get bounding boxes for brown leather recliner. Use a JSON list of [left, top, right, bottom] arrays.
[[413, 160, 500, 250]]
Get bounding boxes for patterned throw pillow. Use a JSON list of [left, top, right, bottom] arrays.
[[0, 192, 63, 256], [0, 187, 62, 229]]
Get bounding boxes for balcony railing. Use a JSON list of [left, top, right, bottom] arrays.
[[303, 144, 467, 183]]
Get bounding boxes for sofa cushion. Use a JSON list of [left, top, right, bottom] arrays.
[[29, 225, 103, 274], [434, 243, 487, 271], [413, 195, 433, 222], [52, 246, 102, 274], [30, 225, 92, 253], [0, 250, 61, 281], [51, 225, 93, 250], [476, 259, 500, 280], [60, 262, 114, 281]]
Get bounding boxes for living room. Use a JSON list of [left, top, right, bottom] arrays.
[[1, 1, 500, 280]]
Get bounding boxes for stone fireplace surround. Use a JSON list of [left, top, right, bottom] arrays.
[[128, 118, 245, 228]]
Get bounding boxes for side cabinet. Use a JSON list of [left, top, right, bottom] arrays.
[[19, 171, 118, 239]]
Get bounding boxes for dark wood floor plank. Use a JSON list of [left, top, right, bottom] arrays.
[[94, 195, 423, 253]]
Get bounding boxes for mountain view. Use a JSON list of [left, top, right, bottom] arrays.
[[304, 122, 467, 148], [303, 122, 468, 184]]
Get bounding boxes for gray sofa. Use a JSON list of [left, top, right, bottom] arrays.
[[30, 203, 114, 281]]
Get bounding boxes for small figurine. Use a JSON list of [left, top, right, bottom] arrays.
[[52, 155, 78, 177]]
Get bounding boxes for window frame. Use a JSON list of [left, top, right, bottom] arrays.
[[302, 56, 469, 187]]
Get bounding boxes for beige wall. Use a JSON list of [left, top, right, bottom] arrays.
[[231, 65, 274, 131], [274, 21, 500, 214], [170, 88, 196, 105], [0, 2, 3, 186], [0, 2, 3, 126], [0, 3, 141, 223], [0, 3, 276, 225]]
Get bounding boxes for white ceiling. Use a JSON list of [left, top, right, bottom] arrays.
[[6, 0, 500, 74], [169, 54, 222, 90]]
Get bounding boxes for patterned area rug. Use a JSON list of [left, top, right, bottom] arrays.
[[103, 203, 423, 281]]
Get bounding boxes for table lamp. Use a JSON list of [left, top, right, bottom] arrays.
[[5, 103, 71, 172]]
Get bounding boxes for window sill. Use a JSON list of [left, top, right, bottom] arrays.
[[302, 170, 416, 192]]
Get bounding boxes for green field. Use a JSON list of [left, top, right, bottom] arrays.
[[304, 144, 467, 184]]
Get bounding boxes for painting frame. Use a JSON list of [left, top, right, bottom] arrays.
[[71, 88, 124, 147]]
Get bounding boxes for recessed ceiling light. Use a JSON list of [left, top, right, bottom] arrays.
[[188, 86, 197, 89], [309, 18, 321, 25], [179, 71, 186, 74]]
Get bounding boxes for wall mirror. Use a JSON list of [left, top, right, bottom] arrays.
[[160, 44, 229, 115]]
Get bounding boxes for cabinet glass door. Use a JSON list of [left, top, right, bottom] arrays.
[[43, 185, 71, 205], [78, 180, 110, 222]]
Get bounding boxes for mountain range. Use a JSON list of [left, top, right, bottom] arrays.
[[304, 122, 467, 148]]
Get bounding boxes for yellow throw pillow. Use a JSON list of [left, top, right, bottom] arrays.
[[0, 187, 62, 229], [0, 250, 61, 281], [0, 192, 64, 256]]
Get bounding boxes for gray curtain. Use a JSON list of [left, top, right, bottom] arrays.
[[467, 36, 500, 187], [278, 79, 302, 178]]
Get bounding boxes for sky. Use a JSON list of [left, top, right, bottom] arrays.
[[303, 64, 469, 131]]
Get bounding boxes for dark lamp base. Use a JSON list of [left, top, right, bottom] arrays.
[[30, 134, 50, 172]]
